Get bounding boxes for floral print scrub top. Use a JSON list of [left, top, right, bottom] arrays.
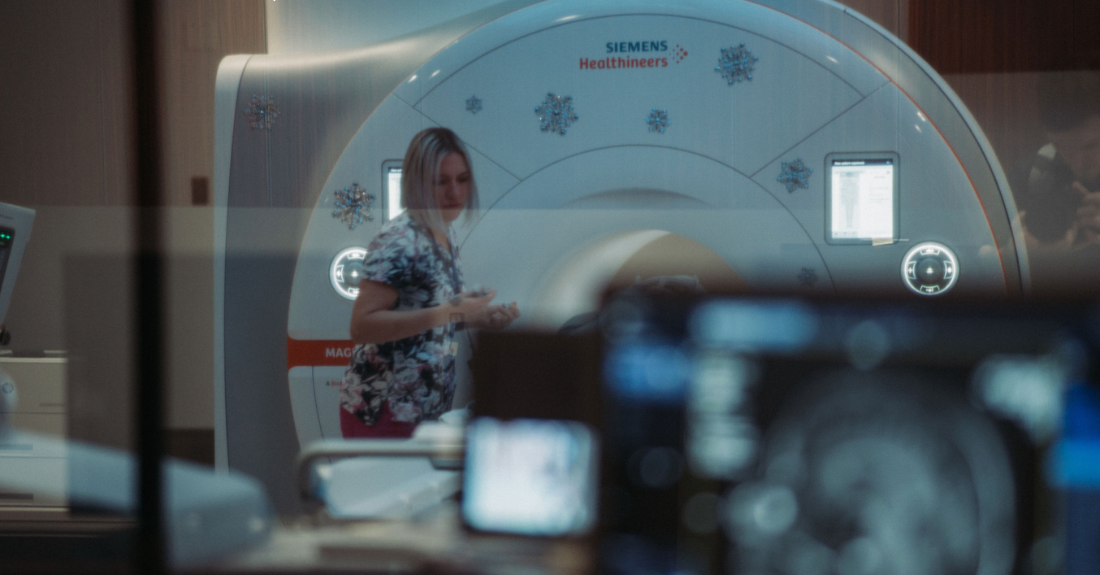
[[341, 212, 464, 428]]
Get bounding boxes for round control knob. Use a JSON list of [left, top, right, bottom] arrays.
[[915, 257, 944, 284], [330, 247, 369, 301], [901, 242, 958, 296]]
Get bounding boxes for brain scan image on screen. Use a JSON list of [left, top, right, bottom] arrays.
[[726, 369, 1016, 575]]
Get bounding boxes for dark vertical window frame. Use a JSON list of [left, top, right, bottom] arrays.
[[130, 0, 166, 573]]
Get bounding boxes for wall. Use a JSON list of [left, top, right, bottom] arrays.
[[0, 0, 131, 207], [264, 0, 910, 56], [0, 1, 265, 440], [908, 0, 1100, 74], [907, 0, 1100, 208], [264, 0, 515, 55]]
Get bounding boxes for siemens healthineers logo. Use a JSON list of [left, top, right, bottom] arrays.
[[580, 40, 689, 70]]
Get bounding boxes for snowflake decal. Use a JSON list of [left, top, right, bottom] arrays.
[[332, 183, 376, 230], [535, 92, 578, 135], [243, 94, 279, 130], [797, 267, 818, 288], [715, 43, 758, 85], [466, 95, 482, 115], [671, 44, 689, 64], [646, 108, 670, 133], [778, 158, 813, 192]]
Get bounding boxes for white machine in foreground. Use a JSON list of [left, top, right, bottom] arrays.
[[213, 0, 1026, 513]]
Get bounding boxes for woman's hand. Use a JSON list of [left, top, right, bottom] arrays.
[[447, 289, 498, 326], [472, 301, 520, 330], [351, 281, 501, 344]]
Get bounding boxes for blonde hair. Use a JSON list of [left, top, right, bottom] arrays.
[[401, 127, 479, 231]]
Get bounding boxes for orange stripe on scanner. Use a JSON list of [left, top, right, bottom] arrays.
[[287, 337, 356, 369]]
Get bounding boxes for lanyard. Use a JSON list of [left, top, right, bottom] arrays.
[[440, 233, 462, 294], [411, 218, 462, 295]]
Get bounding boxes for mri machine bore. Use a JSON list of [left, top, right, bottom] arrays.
[[214, 0, 1027, 514]]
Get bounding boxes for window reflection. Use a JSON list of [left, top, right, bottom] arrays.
[[1, 0, 1099, 573]]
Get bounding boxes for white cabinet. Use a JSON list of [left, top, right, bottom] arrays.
[[0, 356, 68, 510]]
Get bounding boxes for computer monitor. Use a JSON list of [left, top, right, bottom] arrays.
[[464, 331, 603, 537], [0, 202, 34, 330], [598, 292, 1090, 575]]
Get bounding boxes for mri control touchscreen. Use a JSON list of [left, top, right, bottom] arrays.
[[826, 153, 900, 244]]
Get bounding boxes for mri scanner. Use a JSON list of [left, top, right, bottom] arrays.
[[213, 0, 1028, 513]]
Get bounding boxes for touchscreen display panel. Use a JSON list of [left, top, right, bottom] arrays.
[[383, 161, 404, 221], [826, 154, 899, 243]]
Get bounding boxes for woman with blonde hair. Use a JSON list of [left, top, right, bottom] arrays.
[[341, 127, 519, 438]]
